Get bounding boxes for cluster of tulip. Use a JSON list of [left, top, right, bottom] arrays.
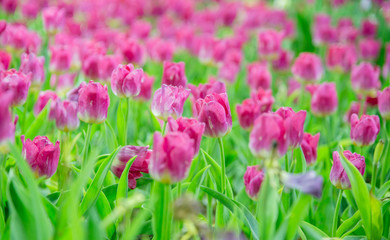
[[1, 0, 390, 239]]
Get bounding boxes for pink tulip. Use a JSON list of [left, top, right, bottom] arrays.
[[272, 50, 292, 72], [111, 64, 144, 98], [19, 53, 45, 86], [0, 50, 11, 71], [306, 83, 338, 116], [50, 73, 76, 93], [111, 145, 151, 189], [134, 73, 155, 102], [77, 81, 110, 124], [50, 45, 73, 72], [359, 39, 380, 61], [130, 21, 151, 40], [301, 133, 320, 165], [0, 69, 31, 106], [249, 112, 288, 159], [166, 116, 205, 154], [82, 53, 101, 80], [1, 24, 41, 52], [292, 53, 323, 82], [378, 87, 390, 119], [146, 38, 175, 62], [330, 151, 365, 189], [42, 7, 65, 32], [326, 44, 357, 72], [195, 93, 232, 138], [120, 38, 144, 66], [34, 90, 58, 120], [218, 60, 240, 84], [361, 19, 377, 39], [247, 62, 271, 91], [162, 61, 187, 87], [55, 100, 79, 132], [188, 79, 226, 101], [149, 132, 195, 184], [67, 82, 86, 103], [1, 0, 17, 14], [258, 29, 282, 60], [243, 166, 264, 199], [151, 84, 190, 121], [344, 102, 363, 123], [350, 114, 380, 146], [99, 55, 122, 82], [0, 20, 6, 36], [351, 62, 380, 96], [21, 135, 60, 178], [250, 88, 275, 111], [236, 99, 261, 131], [0, 90, 16, 152], [276, 107, 307, 148]]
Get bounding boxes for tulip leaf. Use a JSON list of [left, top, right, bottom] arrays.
[[25, 100, 51, 139], [104, 121, 118, 150], [376, 179, 390, 198], [0, 206, 4, 234], [370, 193, 383, 240], [300, 221, 329, 239], [187, 165, 210, 196], [336, 210, 360, 237], [41, 195, 58, 226], [80, 147, 120, 215], [339, 150, 371, 239], [122, 204, 152, 240], [116, 156, 137, 204], [200, 185, 259, 240], [96, 192, 114, 238]]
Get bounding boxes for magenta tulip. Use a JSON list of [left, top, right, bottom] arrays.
[[359, 39, 380, 61], [350, 114, 380, 146], [34, 90, 59, 120], [306, 83, 338, 116], [326, 44, 357, 72], [350, 62, 380, 97], [55, 100, 80, 132], [0, 50, 11, 71], [0, 69, 31, 106], [276, 107, 307, 148], [134, 73, 155, 102], [111, 64, 144, 98], [247, 62, 271, 91], [78, 81, 110, 124], [162, 61, 187, 87], [301, 133, 320, 165], [236, 99, 261, 130], [258, 29, 282, 60], [378, 87, 390, 120], [188, 79, 226, 101], [20, 53, 45, 86], [272, 50, 292, 72], [0, 90, 16, 152], [243, 166, 264, 199], [149, 132, 195, 184], [21, 135, 60, 178], [330, 151, 365, 189], [292, 53, 323, 82]]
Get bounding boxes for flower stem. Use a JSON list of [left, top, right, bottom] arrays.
[[359, 95, 365, 117], [124, 98, 131, 145], [216, 137, 226, 228], [161, 184, 172, 240], [162, 121, 167, 135], [332, 189, 343, 237], [82, 124, 92, 168]]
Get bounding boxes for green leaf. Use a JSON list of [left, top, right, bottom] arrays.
[[376, 179, 390, 198], [95, 192, 114, 238], [370, 193, 383, 240], [116, 156, 136, 204], [41, 195, 58, 226], [336, 210, 360, 237], [186, 165, 210, 196], [122, 205, 152, 240], [339, 150, 371, 239], [104, 121, 118, 150], [0, 205, 5, 234], [24, 100, 51, 139], [150, 109, 161, 132], [200, 185, 259, 240], [80, 147, 120, 214], [300, 221, 329, 239]]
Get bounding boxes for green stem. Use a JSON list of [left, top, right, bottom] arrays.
[[332, 189, 343, 237], [299, 82, 306, 109], [161, 184, 172, 240], [82, 124, 92, 168], [161, 121, 167, 135], [359, 95, 365, 117], [207, 191, 213, 229], [216, 137, 226, 228], [372, 161, 378, 194], [124, 98, 130, 145]]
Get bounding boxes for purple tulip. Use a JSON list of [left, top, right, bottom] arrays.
[[0, 69, 31, 106], [292, 53, 323, 82], [330, 151, 365, 189], [77, 81, 110, 124], [306, 83, 338, 116], [111, 145, 151, 189], [111, 64, 144, 98], [350, 114, 380, 146], [195, 93, 232, 138], [21, 135, 60, 178], [351, 62, 380, 97], [55, 100, 79, 132], [20, 53, 45, 86], [276, 107, 307, 148], [301, 133, 320, 165], [378, 87, 390, 120], [149, 132, 195, 184], [243, 166, 264, 199], [282, 171, 323, 198], [162, 61, 187, 87]]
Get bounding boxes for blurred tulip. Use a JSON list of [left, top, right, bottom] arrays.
[[258, 29, 282, 60], [195, 93, 232, 138], [21, 135, 60, 178], [0, 69, 31, 106], [42, 7, 65, 32], [361, 19, 377, 38], [276, 107, 307, 148], [0, 50, 11, 71], [247, 62, 271, 91], [330, 151, 365, 189], [188, 79, 226, 101], [306, 83, 338, 116], [162, 62, 187, 87], [50, 45, 73, 72], [359, 39, 380, 61], [243, 166, 264, 199], [19, 53, 45, 86], [120, 38, 144, 66], [55, 100, 79, 132], [77, 81, 110, 124], [149, 132, 195, 184], [378, 87, 390, 119], [344, 102, 363, 123], [34, 90, 58, 120], [326, 44, 357, 72], [272, 50, 292, 72], [151, 84, 190, 121], [99, 55, 122, 82], [350, 114, 380, 146], [351, 62, 380, 97], [301, 133, 320, 165], [111, 64, 144, 98], [1, 0, 17, 14], [0, 90, 16, 153], [134, 73, 155, 101], [282, 171, 323, 198], [111, 145, 151, 189], [292, 53, 323, 82], [236, 99, 260, 130]]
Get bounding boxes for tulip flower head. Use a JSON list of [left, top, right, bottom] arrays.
[[306, 83, 338, 117], [111, 64, 144, 98], [162, 61, 187, 87], [378, 87, 390, 120], [350, 114, 380, 146], [55, 100, 80, 132], [276, 107, 307, 148], [243, 166, 264, 199], [330, 151, 365, 189], [350, 62, 380, 97], [301, 133, 320, 165], [292, 53, 323, 82], [0, 69, 31, 106]]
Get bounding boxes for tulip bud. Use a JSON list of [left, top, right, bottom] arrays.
[[149, 132, 195, 184], [292, 53, 323, 82], [20, 53, 45, 86], [21, 135, 60, 178], [166, 116, 205, 154], [151, 84, 190, 121], [0, 50, 11, 71], [111, 64, 144, 98], [249, 112, 288, 159], [55, 100, 79, 132], [195, 93, 232, 138], [258, 29, 282, 60], [378, 87, 390, 120], [306, 83, 338, 116], [301, 133, 320, 165], [243, 166, 264, 199], [330, 151, 365, 189], [351, 62, 380, 97], [247, 62, 271, 91], [276, 107, 307, 148], [350, 114, 380, 146], [162, 61, 187, 87], [134, 73, 155, 102], [111, 145, 151, 189], [373, 140, 385, 165], [77, 81, 110, 124], [34, 90, 59, 120], [0, 69, 31, 106]]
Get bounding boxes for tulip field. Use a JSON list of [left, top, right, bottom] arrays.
[[2, 0, 390, 239]]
